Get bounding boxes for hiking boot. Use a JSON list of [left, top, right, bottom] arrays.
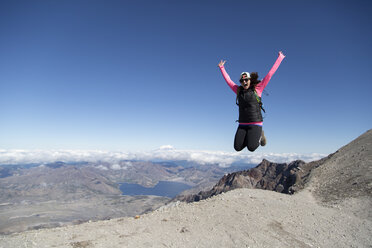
[[260, 130, 267, 146]]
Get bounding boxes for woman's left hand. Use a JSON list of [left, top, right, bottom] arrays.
[[218, 60, 226, 67], [279, 51, 285, 57]]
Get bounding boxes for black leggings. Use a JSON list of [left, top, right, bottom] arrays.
[[234, 125, 262, 152]]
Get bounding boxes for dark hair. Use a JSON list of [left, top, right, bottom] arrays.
[[249, 72, 261, 88]]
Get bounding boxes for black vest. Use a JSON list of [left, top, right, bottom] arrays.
[[237, 87, 263, 123]]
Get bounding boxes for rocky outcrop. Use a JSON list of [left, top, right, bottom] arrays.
[[177, 159, 306, 202], [177, 156, 335, 203]]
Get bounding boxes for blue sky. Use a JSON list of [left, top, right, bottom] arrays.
[[1, 0, 371, 156]]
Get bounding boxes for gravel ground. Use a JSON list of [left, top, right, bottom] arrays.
[[0, 187, 371, 248]]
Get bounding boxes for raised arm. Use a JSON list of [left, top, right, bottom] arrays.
[[255, 51, 286, 97], [218, 60, 238, 94]]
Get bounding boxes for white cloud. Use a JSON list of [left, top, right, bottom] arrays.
[[96, 165, 108, 171], [158, 145, 174, 150], [110, 164, 122, 170], [0, 148, 326, 168], [123, 161, 133, 167]]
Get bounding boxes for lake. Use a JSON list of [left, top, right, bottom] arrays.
[[119, 181, 192, 198]]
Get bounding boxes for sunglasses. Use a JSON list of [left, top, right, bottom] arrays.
[[239, 78, 250, 83]]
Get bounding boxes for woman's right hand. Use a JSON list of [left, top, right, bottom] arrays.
[[279, 51, 285, 57], [218, 60, 226, 67]]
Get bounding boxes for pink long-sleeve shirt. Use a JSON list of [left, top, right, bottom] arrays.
[[219, 53, 285, 125]]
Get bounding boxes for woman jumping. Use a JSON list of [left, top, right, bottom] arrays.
[[218, 51, 285, 152]]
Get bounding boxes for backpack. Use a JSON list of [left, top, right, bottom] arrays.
[[236, 86, 266, 113]]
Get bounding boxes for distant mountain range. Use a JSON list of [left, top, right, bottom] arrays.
[[0, 158, 253, 234]]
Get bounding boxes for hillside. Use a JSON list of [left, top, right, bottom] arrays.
[[309, 129, 372, 220]]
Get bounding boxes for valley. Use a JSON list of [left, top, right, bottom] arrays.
[[0, 159, 252, 234]]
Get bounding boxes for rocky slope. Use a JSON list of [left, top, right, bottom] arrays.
[[309, 129, 372, 220]]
